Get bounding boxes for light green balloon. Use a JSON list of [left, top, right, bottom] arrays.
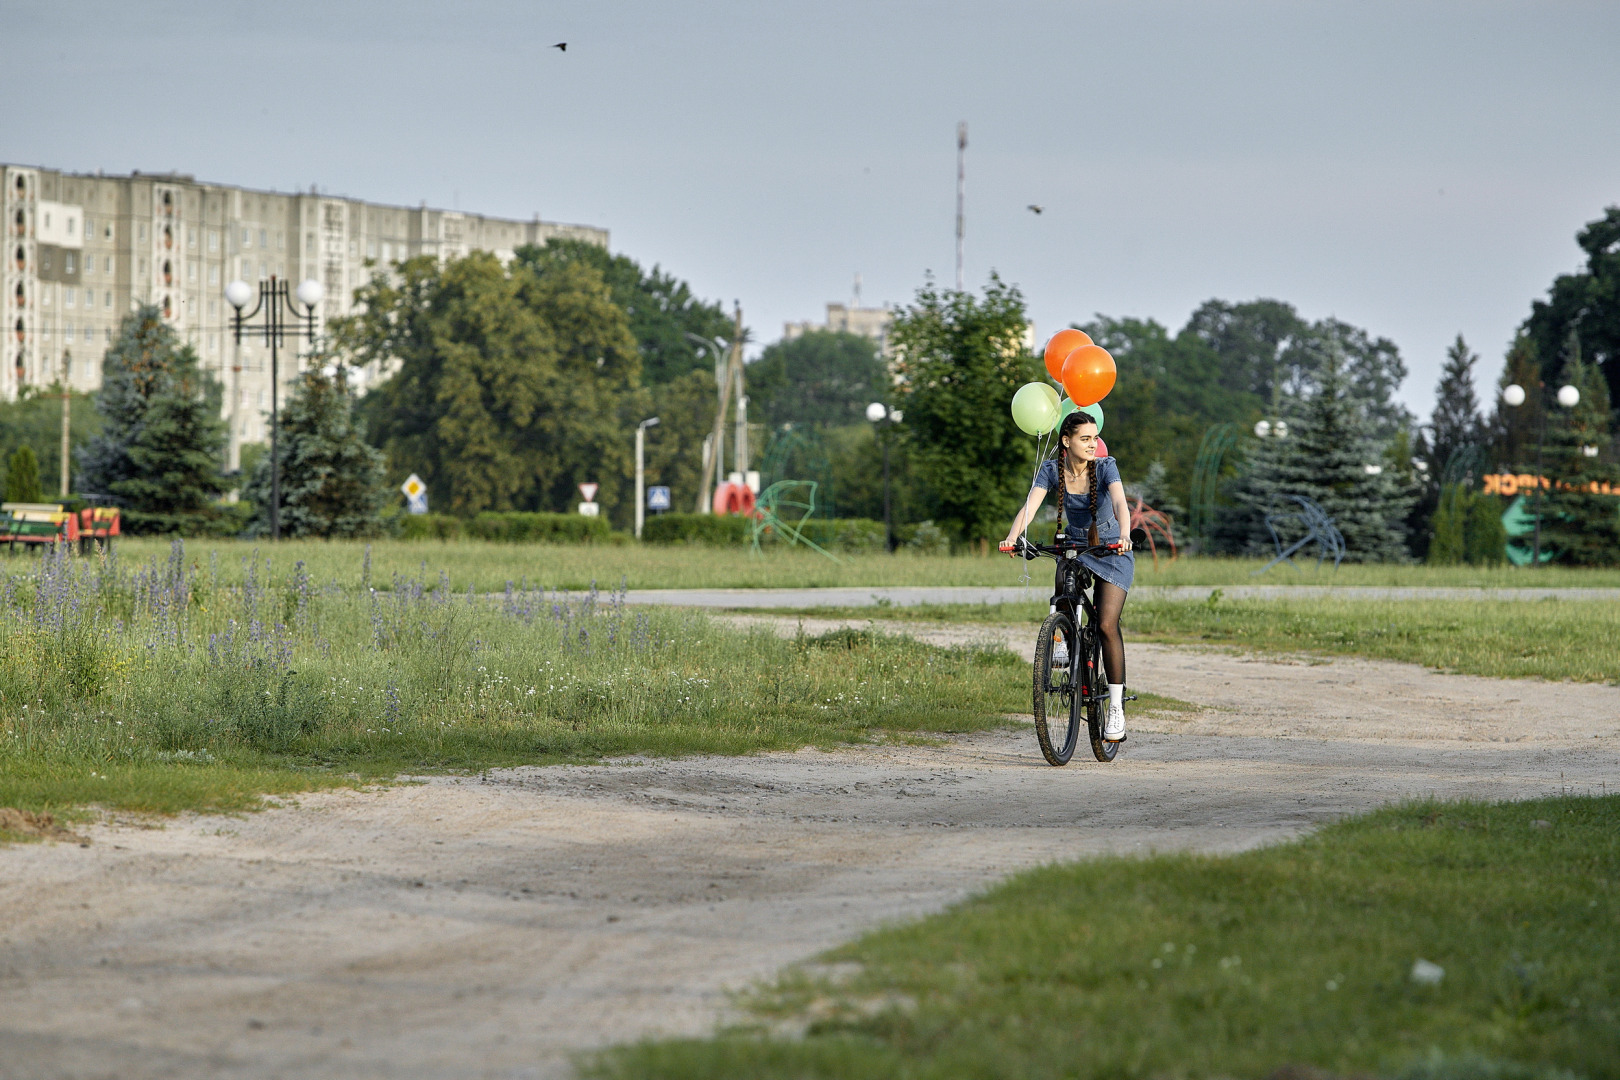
[[1036, 382, 1061, 413], [1056, 398, 1104, 434], [1011, 382, 1061, 436]]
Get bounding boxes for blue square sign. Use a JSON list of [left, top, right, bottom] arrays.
[[647, 486, 671, 511]]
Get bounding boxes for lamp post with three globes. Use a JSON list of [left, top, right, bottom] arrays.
[[225, 276, 326, 541]]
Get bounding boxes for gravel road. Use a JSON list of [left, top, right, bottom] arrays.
[[3, 632, 1616, 1080]]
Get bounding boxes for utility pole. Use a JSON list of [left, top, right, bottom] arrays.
[[696, 304, 744, 512], [955, 121, 967, 292], [59, 352, 71, 499], [635, 416, 660, 539]]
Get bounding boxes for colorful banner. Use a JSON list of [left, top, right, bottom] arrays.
[[1483, 474, 1618, 498]]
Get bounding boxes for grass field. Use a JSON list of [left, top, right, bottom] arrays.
[[780, 595, 1620, 684], [25, 537, 1620, 592], [0, 544, 1028, 819], [591, 794, 1620, 1080]]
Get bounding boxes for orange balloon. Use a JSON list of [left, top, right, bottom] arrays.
[[1043, 328, 1092, 382], [1061, 344, 1116, 407]]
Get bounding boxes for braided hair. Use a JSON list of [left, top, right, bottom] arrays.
[[1052, 411, 1102, 543]]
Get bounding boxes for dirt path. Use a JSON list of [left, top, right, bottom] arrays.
[[3, 629, 1617, 1080]]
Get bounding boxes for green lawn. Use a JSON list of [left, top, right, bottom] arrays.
[[34, 538, 1620, 592], [591, 795, 1620, 1080], [777, 596, 1620, 684], [0, 547, 1027, 819]]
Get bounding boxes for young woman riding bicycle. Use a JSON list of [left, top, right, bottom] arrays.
[[1000, 411, 1134, 742]]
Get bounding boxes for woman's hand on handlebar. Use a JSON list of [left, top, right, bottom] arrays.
[[999, 535, 1020, 558]]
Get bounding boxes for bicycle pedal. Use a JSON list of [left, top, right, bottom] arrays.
[[1123, 694, 1137, 702]]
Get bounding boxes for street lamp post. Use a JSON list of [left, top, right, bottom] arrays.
[[225, 276, 324, 541], [635, 416, 660, 540], [866, 402, 902, 551], [1502, 380, 1579, 566]]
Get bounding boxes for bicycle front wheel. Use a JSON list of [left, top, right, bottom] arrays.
[[1033, 612, 1080, 766]]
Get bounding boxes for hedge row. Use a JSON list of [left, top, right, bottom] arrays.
[[641, 513, 952, 554], [399, 511, 620, 544]]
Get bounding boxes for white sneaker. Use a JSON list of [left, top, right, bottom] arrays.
[[1103, 702, 1126, 742], [1051, 643, 1069, 668]]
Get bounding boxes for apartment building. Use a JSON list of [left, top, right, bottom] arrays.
[[3, 164, 607, 466]]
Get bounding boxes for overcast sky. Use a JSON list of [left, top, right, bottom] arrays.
[[7, 1, 1618, 418]]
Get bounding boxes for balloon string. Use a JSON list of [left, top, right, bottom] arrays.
[[1017, 428, 1056, 593]]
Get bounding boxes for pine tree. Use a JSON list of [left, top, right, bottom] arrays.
[[1487, 335, 1542, 469], [1463, 494, 1507, 565], [1231, 351, 1415, 562], [242, 365, 388, 538], [4, 445, 43, 503], [1427, 484, 1467, 564], [78, 305, 228, 534], [1541, 332, 1620, 565], [1428, 335, 1484, 479]]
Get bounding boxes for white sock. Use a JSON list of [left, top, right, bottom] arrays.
[[1108, 684, 1124, 712]]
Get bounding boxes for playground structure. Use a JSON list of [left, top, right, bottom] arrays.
[[1254, 494, 1344, 574], [747, 480, 840, 561], [1127, 498, 1177, 564], [1188, 422, 1240, 549]]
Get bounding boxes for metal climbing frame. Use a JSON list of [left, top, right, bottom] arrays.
[[1254, 494, 1345, 574], [1188, 422, 1240, 546], [749, 480, 840, 562]]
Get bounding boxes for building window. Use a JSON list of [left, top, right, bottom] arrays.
[[65, 290, 75, 308], [242, 228, 251, 247], [367, 240, 378, 259], [348, 240, 357, 256], [84, 257, 95, 276], [138, 224, 146, 241], [276, 231, 284, 250], [188, 227, 197, 250], [104, 291, 112, 308], [42, 286, 51, 307], [259, 229, 267, 249], [65, 253, 75, 274], [259, 261, 267, 279], [305, 234, 314, 255], [105, 328, 112, 342], [85, 217, 95, 238], [208, 231, 218, 252], [208, 299, 217, 317], [104, 222, 113, 240], [67, 216, 76, 236], [187, 262, 197, 283], [84, 326, 94, 342], [241, 258, 251, 279], [208, 266, 219, 286], [65, 321, 73, 337], [84, 289, 93, 306]]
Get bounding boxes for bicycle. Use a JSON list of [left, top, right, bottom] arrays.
[[1011, 530, 1143, 766]]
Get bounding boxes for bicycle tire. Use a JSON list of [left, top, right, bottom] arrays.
[[1033, 612, 1080, 766], [1083, 625, 1120, 762]]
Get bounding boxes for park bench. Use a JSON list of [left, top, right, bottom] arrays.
[[0, 502, 80, 554], [77, 505, 120, 553]]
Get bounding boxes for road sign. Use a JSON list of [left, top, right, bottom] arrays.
[[401, 474, 428, 515], [647, 485, 671, 511], [578, 482, 599, 503], [578, 502, 600, 517]]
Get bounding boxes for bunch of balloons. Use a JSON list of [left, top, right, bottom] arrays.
[[1009, 328, 1116, 443]]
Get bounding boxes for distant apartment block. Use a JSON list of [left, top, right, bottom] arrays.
[[3, 164, 606, 465], [784, 301, 895, 357]]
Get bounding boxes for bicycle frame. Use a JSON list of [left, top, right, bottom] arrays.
[[1014, 534, 1121, 705]]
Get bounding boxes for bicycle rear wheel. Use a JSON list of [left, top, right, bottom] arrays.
[[1083, 626, 1120, 762], [1033, 612, 1080, 766]]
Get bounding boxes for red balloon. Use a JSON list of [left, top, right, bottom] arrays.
[[1095, 437, 1108, 459], [1043, 328, 1092, 382], [1061, 344, 1116, 407]]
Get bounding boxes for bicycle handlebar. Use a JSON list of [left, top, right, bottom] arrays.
[[1003, 527, 1148, 561]]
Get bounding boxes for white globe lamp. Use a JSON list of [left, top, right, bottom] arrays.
[[1272, 420, 1288, 438], [1502, 384, 1526, 407], [224, 280, 253, 310], [866, 402, 888, 423], [1253, 420, 1271, 438], [1557, 384, 1580, 409], [296, 279, 325, 308]]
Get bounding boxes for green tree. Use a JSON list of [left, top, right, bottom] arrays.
[[1523, 206, 1620, 416], [343, 253, 642, 524], [4, 445, 42, 503], [242, 365, 388, 538], [78, 306, 229, 534], [890, 275, 1043, 543], [1541, 333, 1620, 565], [514, 238, 733, 385], [640, 368, 717, 518], [1230, 352, 1415, 562], [747, 330, 887, 427], [0, 386, 100, 498], [1487, 335, 1543, 469], [1426, 335, 1485, 478]]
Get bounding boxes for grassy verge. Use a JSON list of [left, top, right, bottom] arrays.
[[0, 547, 1026, 819], [592, 795, 1620, 1080], [40, 539, 1620, 592], [774, 596, 1620, 684]]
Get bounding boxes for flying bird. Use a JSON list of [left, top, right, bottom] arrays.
[[552, 42, 567, 51], [1027, 204, 1044, 214]]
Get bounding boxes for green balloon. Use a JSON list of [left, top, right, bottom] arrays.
[[1011, 382, 1061, 436], [1056, 398, 1103, 433]]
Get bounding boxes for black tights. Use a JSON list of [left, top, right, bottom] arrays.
[[1093, 580, 1127, 686]]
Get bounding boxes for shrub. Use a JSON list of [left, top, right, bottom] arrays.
[[399, 512, 616, 544], [642, 513, 751, 546]]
